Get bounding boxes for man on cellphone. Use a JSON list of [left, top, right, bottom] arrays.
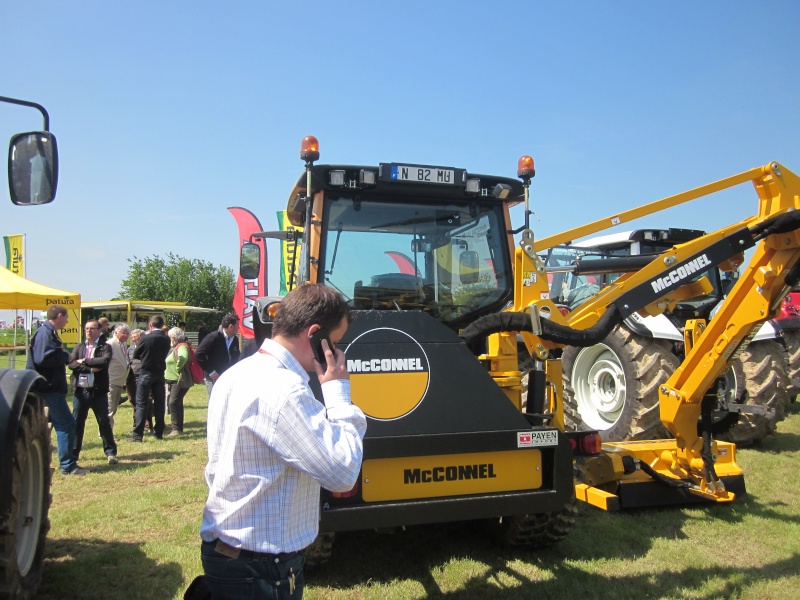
[[200, 284, 366, 599]]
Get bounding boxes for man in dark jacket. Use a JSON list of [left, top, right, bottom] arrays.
[[195, 313, 240, 397], [197, 321, 210, 345], [130, 315, 172, 441], [27, 305, 87, 476], [69, 319, 117, 464]]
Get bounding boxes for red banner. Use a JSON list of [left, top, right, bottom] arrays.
[[227, 207, 266, 339]]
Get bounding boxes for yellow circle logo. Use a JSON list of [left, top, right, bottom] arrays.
[[344, 328, 430, 420]]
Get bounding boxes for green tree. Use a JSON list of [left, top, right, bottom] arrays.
[[118, 253, 235, 329]]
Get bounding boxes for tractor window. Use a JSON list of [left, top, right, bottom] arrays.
[[545, 247, 607, 309], [320, 196, 511, 325]]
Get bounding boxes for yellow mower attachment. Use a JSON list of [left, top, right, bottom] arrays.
[[574, 439, 744, 511]]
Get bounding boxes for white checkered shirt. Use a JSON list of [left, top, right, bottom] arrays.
[[200, 338, 367, 554]]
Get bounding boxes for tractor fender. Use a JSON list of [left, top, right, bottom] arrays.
[[751, 321, 777, 342], [710, 298, 787, 341], [772, 315, 800, 334], [0, 368, 44, 515], [624, 312, 683, 341]]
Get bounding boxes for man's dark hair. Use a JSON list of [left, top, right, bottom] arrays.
[[149, 315, 165, 329], [272, 284, 351, 338], [47, 305, 67, 320], [221, 313, 239, 328]]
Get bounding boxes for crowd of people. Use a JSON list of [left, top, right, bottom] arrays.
[[29, 285, 367, 599], [27, 306, 242, 474], [0, 315, 32, 329]]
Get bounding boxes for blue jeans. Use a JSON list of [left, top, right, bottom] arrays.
[[41, 392, 77, 472], [201, 540, 305, 599], [132, 371, 166, 439]]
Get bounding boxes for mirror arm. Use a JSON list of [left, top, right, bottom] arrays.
[[0, 95, 50, 130], [251, 230, 301, 242]]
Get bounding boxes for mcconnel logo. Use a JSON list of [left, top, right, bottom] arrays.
[[345, 328, 430, 420], [650, 254, 711, 294], [404, 462, 497, 484]]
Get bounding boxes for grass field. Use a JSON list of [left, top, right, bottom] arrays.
[[33, 387, 800, 600]]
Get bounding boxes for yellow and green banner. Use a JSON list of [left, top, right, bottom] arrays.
[[3, 234, 24, 276], [277, 211, 303, 295]]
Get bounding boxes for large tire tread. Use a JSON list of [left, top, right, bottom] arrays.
[[304, 532, 334, 571], [717, 340, 790, 447], [562, 325, 679, 441], [0, 396, 52, 600], [497, 497, 579, 548], [781, 330, 800, 402]]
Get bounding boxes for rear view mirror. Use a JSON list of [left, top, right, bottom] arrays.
[[8, 131, 58, 205], [240, 242, 261, 280], [459, 250, 480, 285]]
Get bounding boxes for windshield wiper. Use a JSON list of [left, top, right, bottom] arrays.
[[325, 223, 343, 276]]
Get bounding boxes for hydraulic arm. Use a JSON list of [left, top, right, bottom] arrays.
[[462, 162, 800, 508]]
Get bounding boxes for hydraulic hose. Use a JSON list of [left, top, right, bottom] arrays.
[[749, 209, 800, 240], [458, 304, 621, 354]]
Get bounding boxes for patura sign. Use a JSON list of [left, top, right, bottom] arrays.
[[345, 327, 430, 420]]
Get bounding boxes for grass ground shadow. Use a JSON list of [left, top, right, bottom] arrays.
[[37, 538, 184, 600]]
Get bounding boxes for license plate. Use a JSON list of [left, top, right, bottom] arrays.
[[391, 164, 455, 184]]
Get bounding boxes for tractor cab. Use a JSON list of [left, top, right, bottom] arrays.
[[545, 228, 727, 323], [253, 137, 526, 330]]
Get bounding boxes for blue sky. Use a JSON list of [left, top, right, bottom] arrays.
[[2, 1, 799, 318]]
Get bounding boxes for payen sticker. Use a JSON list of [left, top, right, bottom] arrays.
[[345, 328, 430, 420], [518, 430, 558, 448]]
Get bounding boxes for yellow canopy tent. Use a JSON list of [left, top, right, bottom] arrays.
[[0, 265, 81, 354], [0, 264, 80, 310]]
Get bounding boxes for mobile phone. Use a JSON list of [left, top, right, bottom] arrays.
[[309, 328, 333, 364]]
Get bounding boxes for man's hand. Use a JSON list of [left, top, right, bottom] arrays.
[[314, 339, 349, 384]]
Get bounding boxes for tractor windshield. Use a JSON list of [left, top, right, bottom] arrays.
[[320, 195, 512, 326]]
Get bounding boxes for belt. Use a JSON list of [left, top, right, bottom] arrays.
[[209, 539, 299, 561]]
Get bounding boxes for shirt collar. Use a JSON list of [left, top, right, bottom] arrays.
[[260, 338, 309, 383]]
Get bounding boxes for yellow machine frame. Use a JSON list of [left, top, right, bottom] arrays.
[[485, 162, 800, 508]]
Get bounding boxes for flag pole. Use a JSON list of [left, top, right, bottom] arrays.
[[25, 233, 32, 360]]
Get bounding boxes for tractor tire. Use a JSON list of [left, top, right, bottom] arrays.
[[494, 496, 579, 548], [705, 360, 746, 437], [0, 396, 51, 600], [714, 340, 791, 447], [562, 325, 679, 441], [303, 532, 334, 570], [781, 330, 800, 402]]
